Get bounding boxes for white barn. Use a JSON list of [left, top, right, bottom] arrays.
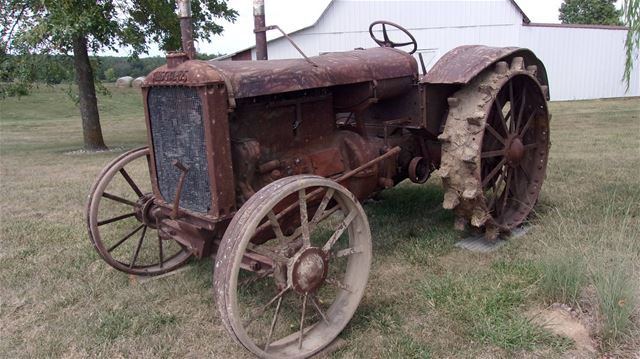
[[219, 0, 639, 101]]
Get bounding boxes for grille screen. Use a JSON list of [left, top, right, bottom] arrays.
[[148, 87, 212, 213]]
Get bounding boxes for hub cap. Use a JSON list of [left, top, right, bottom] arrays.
[[290, 247, 329, 294], [506, 137, 525, 164]]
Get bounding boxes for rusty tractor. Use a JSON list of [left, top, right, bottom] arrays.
[[85, 4, 550, 358]]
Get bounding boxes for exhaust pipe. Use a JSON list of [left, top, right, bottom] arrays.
[[254, 0, 268, 60], [177, 0, 196, 60]]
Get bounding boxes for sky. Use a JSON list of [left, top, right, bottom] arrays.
[[120, 0, 622, 57]]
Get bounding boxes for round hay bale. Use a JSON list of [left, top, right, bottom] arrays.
[[132, 77, 146, 88], [115, 76, 133, 88]]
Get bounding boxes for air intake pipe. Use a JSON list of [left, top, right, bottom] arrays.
[[177, 0, 196, 60], [254, 0, 268, 60]]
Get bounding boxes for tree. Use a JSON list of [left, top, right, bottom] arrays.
[[4, 1, 237, 151], [559, 0, 623, 26], [623, 0, 639, 90]]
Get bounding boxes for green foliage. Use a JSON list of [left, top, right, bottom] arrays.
[[104, 67, 116, 82], [1, 82, 31, 98], [559, 0, 623, 25], [623, 0, 639, 90], [1, 1, 236, 95]]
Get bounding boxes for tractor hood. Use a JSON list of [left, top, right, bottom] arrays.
[[144, 47, 418, 101]]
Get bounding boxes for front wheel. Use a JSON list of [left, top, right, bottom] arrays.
[[214, 175, 372, 358], [85, 147, 192, 275]]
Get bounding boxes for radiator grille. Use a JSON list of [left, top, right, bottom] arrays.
[[148, 87, 211, 213]]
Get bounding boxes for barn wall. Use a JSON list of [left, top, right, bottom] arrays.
[[251, 0, 639, 101], [253, 0, 523, 64], [519, 25, 639, 101]]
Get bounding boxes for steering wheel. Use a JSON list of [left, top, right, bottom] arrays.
[[368, 20, 417, 54]]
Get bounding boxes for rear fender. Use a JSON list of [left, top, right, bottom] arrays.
[[420, 45, 549, 134], [422, 45, 549, 90]]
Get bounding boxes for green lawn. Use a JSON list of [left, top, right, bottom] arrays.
[[1, 85, 638, 358]]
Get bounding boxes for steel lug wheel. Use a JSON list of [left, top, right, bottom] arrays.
[[439, 57, 550, 238]]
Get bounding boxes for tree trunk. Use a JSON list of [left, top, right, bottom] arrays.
[[72, 35, 107, 151]]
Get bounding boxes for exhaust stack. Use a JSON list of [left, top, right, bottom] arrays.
[[254, 0, 268, 60], [177, 0, 196, 60]]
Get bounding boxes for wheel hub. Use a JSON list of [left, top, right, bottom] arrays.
[[290, 247, 329, 294], [135, 193, 158, 227], [506, 137, 525, 164]]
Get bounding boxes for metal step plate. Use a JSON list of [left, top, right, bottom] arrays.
[[455, 226, 530, 253]]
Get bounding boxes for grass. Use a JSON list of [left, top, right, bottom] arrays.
[[538, 252, 586, 308], [1, 85, 639, 358]]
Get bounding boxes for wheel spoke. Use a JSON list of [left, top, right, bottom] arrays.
[[107, 224, 144, 253], [500, 168, 512, 215], [494, 97, 509, 134], [504, 107, 512, 128], [158, 230, 164, 268], [519, 163, 531, 183], [523, 143, 537, 151], [516, 88, 526, 133], [310, 188, 335, 227], [482, 158, 507, 188], [98, 212, 136, 226], [246, 243, 289, 264], [263, 296, 283, 352], [298, 293, 308, 349], [102, 192, 138, 207], [119, 168, 143, 198], [311, 295, 330, 325], [129, 226, 147, 268], [243, 286, 291, 328], [488, 175, 499, 211], [511, 168, 521, 196], [322, 210, 357, 252], [239, 268, 275, 288], [298, 189, 310, 247], [519, 111, 536, 137], [485, 124, 506, 145], [509, 80, 515, 133], [482, 165, 504, 193], [481, 149, 505, 159], [267, 211, 284, 239]]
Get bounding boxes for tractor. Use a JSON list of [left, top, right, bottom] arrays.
[[86, 2, 550, 358]]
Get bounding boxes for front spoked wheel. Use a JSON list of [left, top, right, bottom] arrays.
[[214, 175, 372, 358], [85, 147, 192, 275]]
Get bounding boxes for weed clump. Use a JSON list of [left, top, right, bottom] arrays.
[[593, 261, 637, 346], [538, 253, 586, 308]]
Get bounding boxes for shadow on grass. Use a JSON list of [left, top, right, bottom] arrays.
[[364, 182, 457, 262]]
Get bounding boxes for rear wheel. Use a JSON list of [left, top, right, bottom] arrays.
[[439, 57, 550, 238]]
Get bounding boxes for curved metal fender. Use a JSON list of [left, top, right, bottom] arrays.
[[422, 45, 550, 99]]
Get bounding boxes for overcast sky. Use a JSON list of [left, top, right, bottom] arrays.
[[117, 0, 622, 57]]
